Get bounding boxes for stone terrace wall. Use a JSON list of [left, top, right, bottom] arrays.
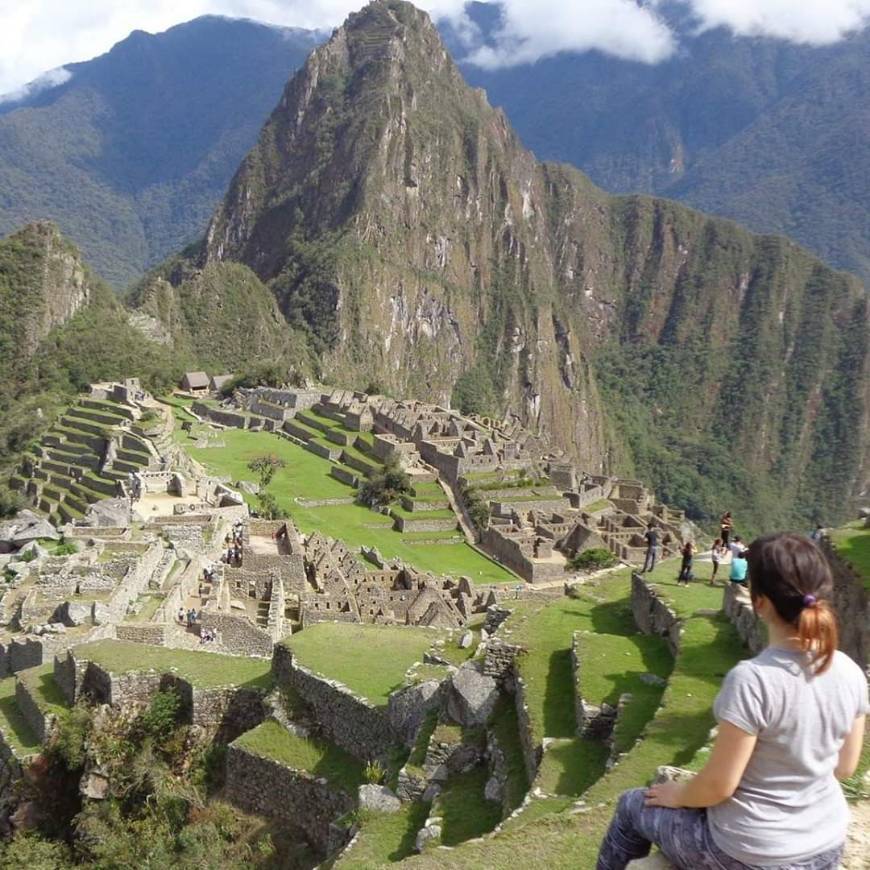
[[513, 671, 540, 783], [199, 611, 273, 658], [225, 743, 353, 856], [631, 573, 681, 655], [722, 584, 766, 654], [115, 624, 167, 646], [821, 538, 870, 670], [272, 644, 399, 762]]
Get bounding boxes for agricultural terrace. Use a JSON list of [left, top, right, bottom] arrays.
[[167, 405, 514, 584], [283, 623, 474, 707], [369, 563, 750, 868], [73, 640, 273, 690]]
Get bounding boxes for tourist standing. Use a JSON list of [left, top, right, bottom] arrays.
[[710, 539, 725, 586], [642, 523, 658, 573], [719, 512, 733, 547], [729, 535, 745, 560], [596, 533, 867, 870], [678, 541, 694, 585]]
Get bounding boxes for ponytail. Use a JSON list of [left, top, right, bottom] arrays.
[[797, 599, 838, 674], [747, 533, 840, 676]]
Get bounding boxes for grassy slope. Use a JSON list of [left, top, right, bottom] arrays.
[[283, 624, 440, 707], [176, 422, 513, 584], [233, 718, 365, 794], [73, 639, 272, 689], [401, 568, 746, 869], [829, 521, 870, 593], [0, 677, 39, 756]]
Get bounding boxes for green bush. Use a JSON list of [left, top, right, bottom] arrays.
[[255, 491, 289, 520], [357, 460, 411, 508], [137, 688, 181, 742], [51, 704, 93, 770], [247, 454, 285, 488], [0, 485, 23, 518], [568, 548, 618, 571], [52, 541, 78, 556]]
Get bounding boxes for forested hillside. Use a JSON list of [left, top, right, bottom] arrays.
[[0, 17, 319, 287]]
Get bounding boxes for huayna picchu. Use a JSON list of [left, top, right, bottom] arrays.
[[0, 1, 867, 868]]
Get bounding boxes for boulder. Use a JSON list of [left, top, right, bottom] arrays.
[[17, 541, 48, 561], [639, 673, 667, 688], [858, 507, 870, 519], [446, 662, 499, 727], [388, 680, 443, 747], [64, 601, 92, 627], [484, 775, 503, 803], [652, 765, 694, 785], [11, 517, 59, 546], [84, 499, 140, 528], [81, 771, 110, 800], [458, 630, 473, 649], [357, 784, 401, 814], [414, 822, 442, 852]]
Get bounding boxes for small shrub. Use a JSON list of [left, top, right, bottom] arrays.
[[357, 460, 411, 508], [0, 486, 23, 519], [53, 540, 78, 556], [18, 549, 37, 563], [51, 704, 93, 770], [255, 492, 289, 520], [137, 688, 181, 742], [568, 548, 618, 571], [364, 760, 386, 785]]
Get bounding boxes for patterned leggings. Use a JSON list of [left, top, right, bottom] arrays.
[[596, 789, 844, 870]]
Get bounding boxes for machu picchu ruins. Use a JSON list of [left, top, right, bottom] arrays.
[[0, 372, 865, 869]]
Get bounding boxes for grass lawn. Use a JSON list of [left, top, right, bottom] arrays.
[[73, 640, 272, 690], [642, 558, 726, 617], [335, 802, 431, 866], [178, 425, 513, 585], [234, 719, 365, 794], [575, 630, 672, 755], [437, 765, 503, 846], [829, 521, 870, 592], [16, 664, 69, 717], [283, 624, 440, 707], [0, 677, 40, 756]]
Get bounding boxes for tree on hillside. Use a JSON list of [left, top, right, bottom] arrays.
[[247, 455, 286, 489]]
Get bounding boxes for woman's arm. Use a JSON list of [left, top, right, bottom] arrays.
[[645, 721, 757, 808], [835, 715, 866, 780]]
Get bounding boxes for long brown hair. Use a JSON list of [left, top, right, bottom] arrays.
[[747, 533, 838, 673]]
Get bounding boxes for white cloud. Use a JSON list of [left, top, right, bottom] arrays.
[[463, 0, 675, 67], [0, 67, 72, 105], [0, 0, 868, 97], [676, 0, 870, 45]]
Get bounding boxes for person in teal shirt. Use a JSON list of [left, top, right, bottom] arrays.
[[730, 552, 748, 585]]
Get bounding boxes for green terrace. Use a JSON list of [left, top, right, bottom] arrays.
[[72, 640, 273, 690], [0, 677, 40, 757], [829, 521, 870, 592], [16, 397, 154, 524], [405, 565, 747, 869], [282, 623, 465, 707], [233, 719, 365, 795], [180, 426, 513, 584]]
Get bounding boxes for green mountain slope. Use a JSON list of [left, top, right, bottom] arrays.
[[0, 16, 318, 288], [195, 0, 868, 531]]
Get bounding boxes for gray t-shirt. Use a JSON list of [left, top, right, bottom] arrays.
[[709, 647, 869, 866]]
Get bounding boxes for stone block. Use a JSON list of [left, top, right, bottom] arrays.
[[446, 662, 498, 727], [357, 784, 401, 813]]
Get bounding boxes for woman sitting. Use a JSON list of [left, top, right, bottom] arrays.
[[596, 532, 868, 870]]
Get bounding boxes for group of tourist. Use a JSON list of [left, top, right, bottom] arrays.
[[199, 627, 216, 645], [597, 531, 868, 869], [177, 606, 199, 628], [642, 511, 751, 588], [223, 522, 244, 566]]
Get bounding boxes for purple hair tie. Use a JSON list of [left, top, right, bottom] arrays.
[[802, 594, 817, 608]]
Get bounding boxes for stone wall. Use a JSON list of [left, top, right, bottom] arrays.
[[272, 644, 399, 762], [722, 584, 766, 654], [225, 743, 353, 857], [821, 538, 870, 670], [14, 680, 52, 744], [571, 630, 616, 739], [0, 637, 43, 677], [482, 638, 521, 682], [631, 573, 681, 655], [115, 624, 167, 645], [192, 402, 248, 429], [513, 670, 540, 783], [199, 611, 273, 658]]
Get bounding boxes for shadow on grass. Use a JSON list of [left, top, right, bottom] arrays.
[[389, 801, 431, 861], [588, 599, 636, 635], [0, 694, 37, 751], [542, 649, 577, 738], [543, 738, 609, 796], [439, 765, 502, 846]]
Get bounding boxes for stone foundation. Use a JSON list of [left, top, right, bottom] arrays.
[[631, 573, 681, 655]]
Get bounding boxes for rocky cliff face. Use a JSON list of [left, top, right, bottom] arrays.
[[197, 0, 868, 528]]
